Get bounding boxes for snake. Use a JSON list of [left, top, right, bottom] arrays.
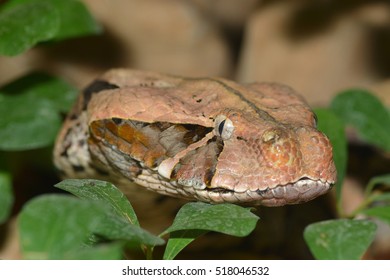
[[53, 69, 336, 206]]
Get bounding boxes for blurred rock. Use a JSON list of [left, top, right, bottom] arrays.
[[189, 0, 261, 29], [341, 177, 365, 216], [83, 0, 233, 77], [372, 79, 390, 106], [0, 218, 21, 260], [237, 1, 390, 106]]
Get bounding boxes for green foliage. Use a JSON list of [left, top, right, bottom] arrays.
[[55, 179, 139, 226], [16, 179, 259, 259], [41, 0, 102, 41], [0, 0, 101, 56], [19, 194, 123, 259], [304, 219, 377, 260], [0, 1, 59, 56], [162, 202, 259, 259], [163, 202, 259, 236], [0, 73, 78, 150], [330, 89, 390, 152], [362, 206, 390, 226], [55, 179, 163, 247], [0, 172, 13, 224], [163, 230, 206, 260], [365, 174, 390, 198]]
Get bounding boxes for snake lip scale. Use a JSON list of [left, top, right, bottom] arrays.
[[176, 178, 332, 207], [54, 69, 337, 207]]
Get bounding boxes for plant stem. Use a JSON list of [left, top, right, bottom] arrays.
[[347, 197, 374, 219], [143, 245, 154, 260]]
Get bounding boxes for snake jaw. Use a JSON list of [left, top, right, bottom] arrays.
[[253, 179, 334, 206], [200, 178, 333, 206]]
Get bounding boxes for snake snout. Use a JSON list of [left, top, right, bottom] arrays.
[[296, 126, 337, 184]]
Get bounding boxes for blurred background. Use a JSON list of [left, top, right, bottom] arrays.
[[1, 0, 390, 106], [1, 0, 390, 259]]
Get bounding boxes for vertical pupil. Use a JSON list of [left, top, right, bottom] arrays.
[[218, 119, 226, 136]]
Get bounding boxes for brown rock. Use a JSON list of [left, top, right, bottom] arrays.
[[237, 1, 390, 106], [0, 218, 21, 260], [371, 79, 390, 106], [189, 0, 261, 28], [83, 0, 233, 77]]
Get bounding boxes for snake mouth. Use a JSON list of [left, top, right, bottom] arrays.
[[253, 178, 333, 206], [204, 178, 333, 206]]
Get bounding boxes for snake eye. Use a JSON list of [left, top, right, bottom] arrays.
[[215, 115, 234, 140]]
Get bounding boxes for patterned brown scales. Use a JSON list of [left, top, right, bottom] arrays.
[[54, 69, 336, 206]]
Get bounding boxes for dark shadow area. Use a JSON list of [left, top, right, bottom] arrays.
[[36, 26, 129, 71]]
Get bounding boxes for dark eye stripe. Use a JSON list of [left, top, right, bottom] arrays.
[[82, 80, 120, 110]]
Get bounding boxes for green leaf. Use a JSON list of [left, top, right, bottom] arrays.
[[314, 108, 347, 203], [362, 206, 390, 225], [19, 194, 110, 259], [330, 89, 390, 152], [0, 0, 101, 56], [55, 179, 139, 226], [163, 229, 206, 260], [0, 1, 59, 56], [370, 193, 390, 203], [55, 179, 164, 246], [64, 243, 123, 260], [0, 96, 61, 150], [0, 73, 78, 112], [95, 214, 164, 247], [161, 203, 258, 259], [163, 202, 259, 237], [49, 0, 102, 40], [365, 174, 390, 197], [0, 73, 77, 151], [304, 219, 377, 260], [0, 172, 13, 224]]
